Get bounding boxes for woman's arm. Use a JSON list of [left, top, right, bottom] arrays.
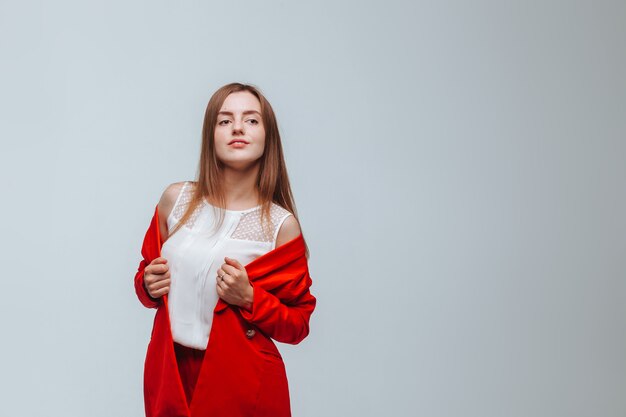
[[238, 275, 316, 344], [274, 215, 301, 248], [134, 183, 183, 307], [156, 182, 184, 241]]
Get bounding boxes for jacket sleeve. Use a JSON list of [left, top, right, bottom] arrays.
[[134, 259, 161, 308], [237, 272, 316, 345], [133, 206, 163, 309]]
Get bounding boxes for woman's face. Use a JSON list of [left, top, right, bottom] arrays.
[[214, 91, 266, 171]]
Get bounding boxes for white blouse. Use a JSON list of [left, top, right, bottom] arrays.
[[160, 181, 293, 350]]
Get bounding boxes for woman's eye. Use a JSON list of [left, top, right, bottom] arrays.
[[218, 119, 258, 125]]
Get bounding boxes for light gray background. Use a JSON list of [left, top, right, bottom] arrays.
[[1, 1, 624, 416]]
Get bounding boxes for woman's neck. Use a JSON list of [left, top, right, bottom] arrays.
[[220, 163, 261, 208]]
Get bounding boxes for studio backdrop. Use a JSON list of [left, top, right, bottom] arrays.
[[0, 1, 624, 416]]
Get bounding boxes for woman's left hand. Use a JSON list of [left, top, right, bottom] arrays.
[[216, 256, 254, 311]]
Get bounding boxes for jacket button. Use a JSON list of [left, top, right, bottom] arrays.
[[245, 329, 256, 339]]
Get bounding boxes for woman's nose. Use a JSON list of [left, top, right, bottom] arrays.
[[232, 119, 244, 132]]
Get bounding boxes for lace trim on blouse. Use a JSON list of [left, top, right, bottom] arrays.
[[171, 181, 292, 243]]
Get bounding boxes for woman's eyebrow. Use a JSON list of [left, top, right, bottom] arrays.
[[218, 110, 261, 116]]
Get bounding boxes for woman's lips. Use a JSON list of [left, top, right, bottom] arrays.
[[229, 141, 248, 148]]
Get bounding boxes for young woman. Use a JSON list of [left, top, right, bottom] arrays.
[[134, 82, 316, 417]]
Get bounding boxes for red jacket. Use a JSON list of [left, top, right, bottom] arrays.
[[133, 205, 317, 417]]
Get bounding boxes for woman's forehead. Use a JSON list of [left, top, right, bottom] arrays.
[[220, 91, 261, 111]]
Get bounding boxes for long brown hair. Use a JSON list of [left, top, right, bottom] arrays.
[[168, 82, 309, 258]]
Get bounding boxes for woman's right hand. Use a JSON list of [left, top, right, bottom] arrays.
[[143, 257, 171, 299]]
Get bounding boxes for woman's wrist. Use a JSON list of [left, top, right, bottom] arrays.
[[240, 285, 254, 312]]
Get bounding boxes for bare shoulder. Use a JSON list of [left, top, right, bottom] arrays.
[[158, 181, 187, 218], [157, 181, 188, 239], [275, 213, 302, 248]]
